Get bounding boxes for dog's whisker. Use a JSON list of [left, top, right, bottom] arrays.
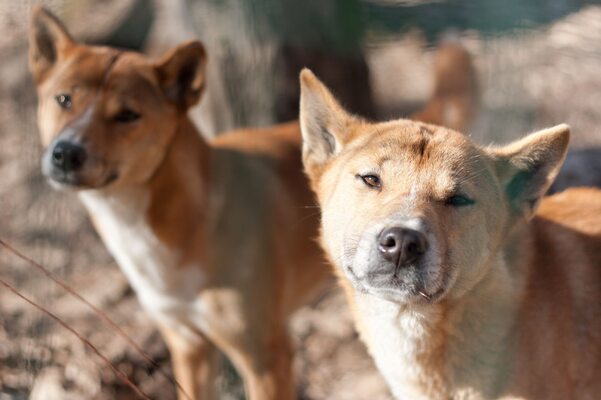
[[418, 290, 431, 301]]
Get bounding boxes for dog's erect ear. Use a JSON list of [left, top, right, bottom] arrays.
[[299, 69, 356, 176], [29, 6, 76, 83], [155, 41, 207, 110], [493, 124, 570, 220]]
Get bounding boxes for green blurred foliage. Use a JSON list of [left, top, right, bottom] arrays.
[[193, 0, 593, 52]]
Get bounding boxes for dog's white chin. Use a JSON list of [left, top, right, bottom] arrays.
[[364, 287, 416, 304], [47, 177, 77, 191], [45, 168, 119, 191], [46, 177, 96, 191], [343, 261, 451, 305]]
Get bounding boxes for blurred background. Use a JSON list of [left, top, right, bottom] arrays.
[[1, 0, 601, 399]]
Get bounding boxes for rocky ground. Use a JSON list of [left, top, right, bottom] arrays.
[[2, 1, 601, 400]]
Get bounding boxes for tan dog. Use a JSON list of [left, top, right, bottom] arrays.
[[29, 6, 477, 399], [29, 7, 331, 399], [300, 70, 601, 399]]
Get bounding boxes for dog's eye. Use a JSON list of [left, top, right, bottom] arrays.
[[55, 94, 72, 109], [358, 174, 381, 189], [445, 194, 475, 207], [114, 109, 141, 123]]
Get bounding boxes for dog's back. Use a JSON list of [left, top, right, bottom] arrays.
[[511, 188, 601, 399], [209, 121, 329, 310]]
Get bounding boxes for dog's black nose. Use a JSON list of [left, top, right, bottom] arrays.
[[378, 227, 428, 267], [51, 141, 87, 172]]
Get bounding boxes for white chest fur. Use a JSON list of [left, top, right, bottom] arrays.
[[79, 189, 207, 336], [355, 270, 516, 400], [356, 295, 444, 400]]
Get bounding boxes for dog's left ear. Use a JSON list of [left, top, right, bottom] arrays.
[[493, 124, 570, 220], [155, 41, 207, 110], [29, 6, 76, 83]]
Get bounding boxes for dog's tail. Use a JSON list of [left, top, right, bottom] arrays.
[[411, 38, 479, 132]]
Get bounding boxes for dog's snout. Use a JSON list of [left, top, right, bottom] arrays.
[[51, 141, 87, 172], [378, 227, 428, 267]]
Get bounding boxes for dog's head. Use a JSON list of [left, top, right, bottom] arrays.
[[300, 69, 569, 304], [29, 7, 206, 190]]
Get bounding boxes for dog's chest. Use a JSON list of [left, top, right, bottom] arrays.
[[356, 297, 449, 400], [79, 190, 208, 329], [357, 294, 511, 400]]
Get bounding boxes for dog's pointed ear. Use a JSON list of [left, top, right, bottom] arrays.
[[300, 69, 356, 176], [29, 6, 76, 83], [493, 124, 570, 220], [155, 41, 207, 110]]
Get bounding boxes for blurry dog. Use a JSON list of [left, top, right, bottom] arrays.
[[29, 6, 478, 399], [300, 70, 601, 399], [29, 7, 330, 399]]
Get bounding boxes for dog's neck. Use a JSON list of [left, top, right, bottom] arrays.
[[351, 252, 524, 400], [80, 115, 212, 263]]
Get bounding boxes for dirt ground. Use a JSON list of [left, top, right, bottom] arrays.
[[2, 2, 601, 400]]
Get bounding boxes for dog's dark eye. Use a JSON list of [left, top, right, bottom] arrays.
[[358, 174, 381, 189], [445, 194, 475, 207], [114, 109, 141, 123], [55, 94, 72, 109]]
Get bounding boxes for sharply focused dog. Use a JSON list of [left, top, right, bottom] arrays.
[[29, 6, 477, 399], [300, 70, 601, 399]]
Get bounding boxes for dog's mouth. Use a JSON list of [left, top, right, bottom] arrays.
[[45, 168, 119, 190], [345, 264, 449, 304], [42, 147, 119, 190]]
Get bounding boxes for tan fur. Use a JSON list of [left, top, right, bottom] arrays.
[[300, 69, 601, 399], [29, 7, 479, 398], [412, 40, 479, 132], [29, 7, 330, 399]]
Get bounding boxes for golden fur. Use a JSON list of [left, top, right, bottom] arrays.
[[300, 69, 601, 399], [29, 6, 478, 399]]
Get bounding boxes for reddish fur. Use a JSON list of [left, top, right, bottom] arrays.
[[29, 7, 329, 399]]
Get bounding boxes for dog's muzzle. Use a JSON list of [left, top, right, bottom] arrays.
[[50, 140, 87, 173]]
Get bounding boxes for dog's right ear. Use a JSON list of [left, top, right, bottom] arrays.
[[299, 69, 356, 177], [29, 6, 75, 83]]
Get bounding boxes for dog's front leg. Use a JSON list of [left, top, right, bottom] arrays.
[[234, 329, 295, 400], [158, 324, 219, 400]]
